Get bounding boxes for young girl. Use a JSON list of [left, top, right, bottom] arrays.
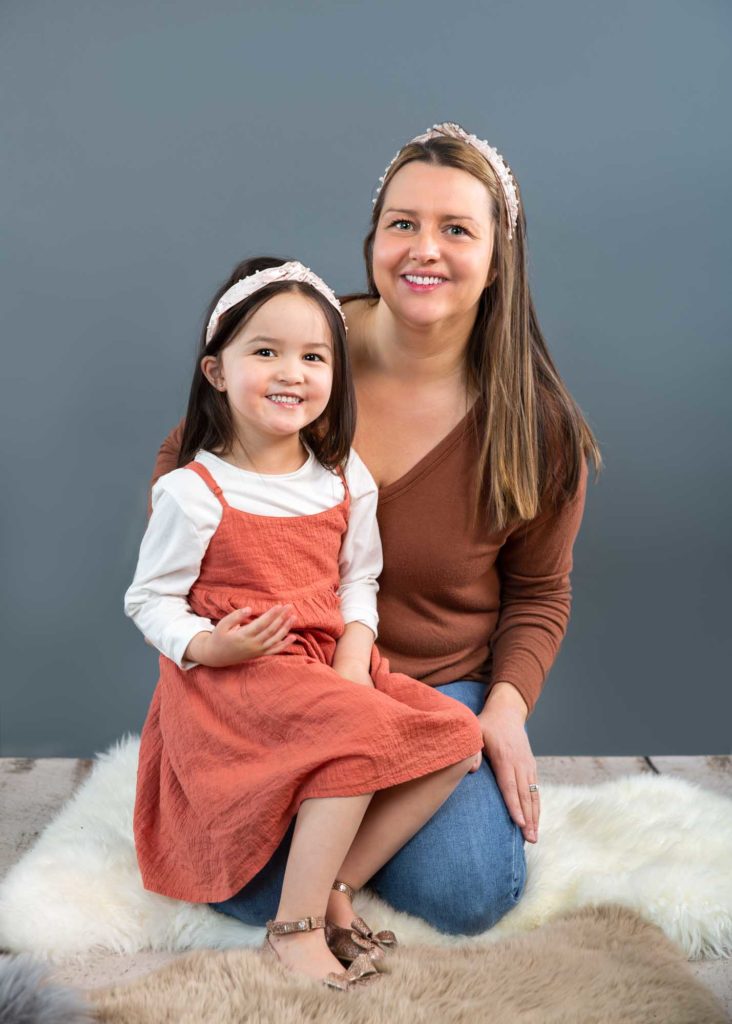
[[125, 257, 484, 991]]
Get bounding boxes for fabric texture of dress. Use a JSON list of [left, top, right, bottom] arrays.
[[134, 461, 483, 903]]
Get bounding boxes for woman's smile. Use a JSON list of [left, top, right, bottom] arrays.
[[400, 272, 449, 293]]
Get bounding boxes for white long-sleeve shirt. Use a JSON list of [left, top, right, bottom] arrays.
[[124, 448, 382, 669]]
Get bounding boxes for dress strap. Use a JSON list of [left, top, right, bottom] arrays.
[[336, 462, 351, 508], [184, 461, 229, 508]]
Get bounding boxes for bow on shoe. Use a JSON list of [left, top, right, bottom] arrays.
[[324, 953, 381, 990], [350, 917, 398, 952]]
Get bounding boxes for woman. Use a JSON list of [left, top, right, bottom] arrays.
[[151, 123, 600, 936]]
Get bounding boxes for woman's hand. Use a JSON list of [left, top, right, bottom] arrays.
[[185, 605, 297, 667], [476, 684, 540, 844]]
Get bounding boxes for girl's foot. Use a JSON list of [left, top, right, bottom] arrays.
[[325, 880, 398, 964], [264, 915, 380, 990], [268, 928, 346, 983], [326, 886, 357, 929]]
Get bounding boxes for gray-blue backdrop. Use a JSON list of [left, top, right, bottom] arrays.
[[2, 0, 730, 757]]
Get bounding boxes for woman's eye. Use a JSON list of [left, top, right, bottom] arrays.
[[447, 224, 469, 236], [389, 218, 413, 230]]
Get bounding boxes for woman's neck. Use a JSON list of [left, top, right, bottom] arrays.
[[368, 299, 474, 388]]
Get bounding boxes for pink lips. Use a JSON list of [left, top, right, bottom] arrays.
[[266, 394, 304, 410], [400, 274, 447, 293]]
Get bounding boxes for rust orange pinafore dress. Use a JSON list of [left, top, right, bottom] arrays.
[[134, 460, 483, 903]]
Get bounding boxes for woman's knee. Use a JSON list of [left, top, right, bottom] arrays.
[[375, 821, 527, 937], [427, 838, 527, 936]]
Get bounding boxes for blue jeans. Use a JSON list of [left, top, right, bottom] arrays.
[[210, 680, 527, 936]]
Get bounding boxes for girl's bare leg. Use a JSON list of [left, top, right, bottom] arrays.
[[326, 754, 476, 927], [268, 792, 373, 981]]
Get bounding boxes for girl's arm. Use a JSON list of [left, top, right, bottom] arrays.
[[128, 468, 297, 669], [333, 451, 383, 686], [125, 472, 220, 668], [332, 621, 376, 687]]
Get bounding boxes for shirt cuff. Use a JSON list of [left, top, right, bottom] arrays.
[[167, 619, 216, 670], [340, 604, 378, 640]]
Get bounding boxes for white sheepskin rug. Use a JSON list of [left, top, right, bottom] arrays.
[[1, 735, 730, 962]]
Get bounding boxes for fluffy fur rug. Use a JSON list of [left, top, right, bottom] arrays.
[[0, 954, 93, 1024], [89, 905, 727, 1024], [1, 735, 731, 961]]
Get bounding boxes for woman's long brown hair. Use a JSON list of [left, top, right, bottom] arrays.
[[346, 137, 601, 531], [178, 256, 355, 471]]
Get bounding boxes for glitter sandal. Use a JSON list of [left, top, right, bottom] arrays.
[[263, 913, 381, 991], [325, 880, 398, 966]]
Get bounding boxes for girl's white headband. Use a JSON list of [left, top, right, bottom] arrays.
[[373, 122, 519, 240], [206, 261, 346, 343]]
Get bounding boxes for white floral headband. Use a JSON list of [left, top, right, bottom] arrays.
[[205, 261, 346, 343], [373, 122, 519, 240]]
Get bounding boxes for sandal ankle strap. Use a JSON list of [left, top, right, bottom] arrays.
[[266, 915, 327, 935], [332, 879, 355, 900]]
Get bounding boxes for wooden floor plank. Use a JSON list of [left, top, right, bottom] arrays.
[[649, 755, 731, 797], [0, 758, 92, 878], [536, 755, 652, 785]]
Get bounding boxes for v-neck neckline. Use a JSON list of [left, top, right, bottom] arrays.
[[377, 403, 478, 504]]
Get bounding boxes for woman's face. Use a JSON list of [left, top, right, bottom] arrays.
[[372, 160, 496, 330]]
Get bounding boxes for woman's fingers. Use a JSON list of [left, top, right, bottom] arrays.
[[515, 770, 536, 839], [530, 785, 541, 835], [516, 769, 539, 841], [493, 763, 526, 829], [493, 762, 540, 841]]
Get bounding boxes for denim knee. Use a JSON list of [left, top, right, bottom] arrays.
[[420, 827, 527, 936]]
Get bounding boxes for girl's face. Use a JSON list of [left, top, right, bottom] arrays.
[[203, 291, 334, 446], [372, 161, 496, 330]]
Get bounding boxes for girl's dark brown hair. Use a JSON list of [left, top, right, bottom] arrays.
[[178, 256, 355, 471], [343, 136, 601, 531]]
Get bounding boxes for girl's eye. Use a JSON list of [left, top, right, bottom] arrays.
[[254, 348, 274, 357], [303, 353, 324, 362]]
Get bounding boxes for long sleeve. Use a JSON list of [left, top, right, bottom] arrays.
[[125, 473, 221, 668], [489, 458, 589, 716], [337, 452, 382, 637]]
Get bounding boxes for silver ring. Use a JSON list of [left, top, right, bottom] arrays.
[[528, 783, 539, 793]]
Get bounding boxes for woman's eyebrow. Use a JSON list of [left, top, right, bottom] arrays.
[[383, 207, 480, 225]]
